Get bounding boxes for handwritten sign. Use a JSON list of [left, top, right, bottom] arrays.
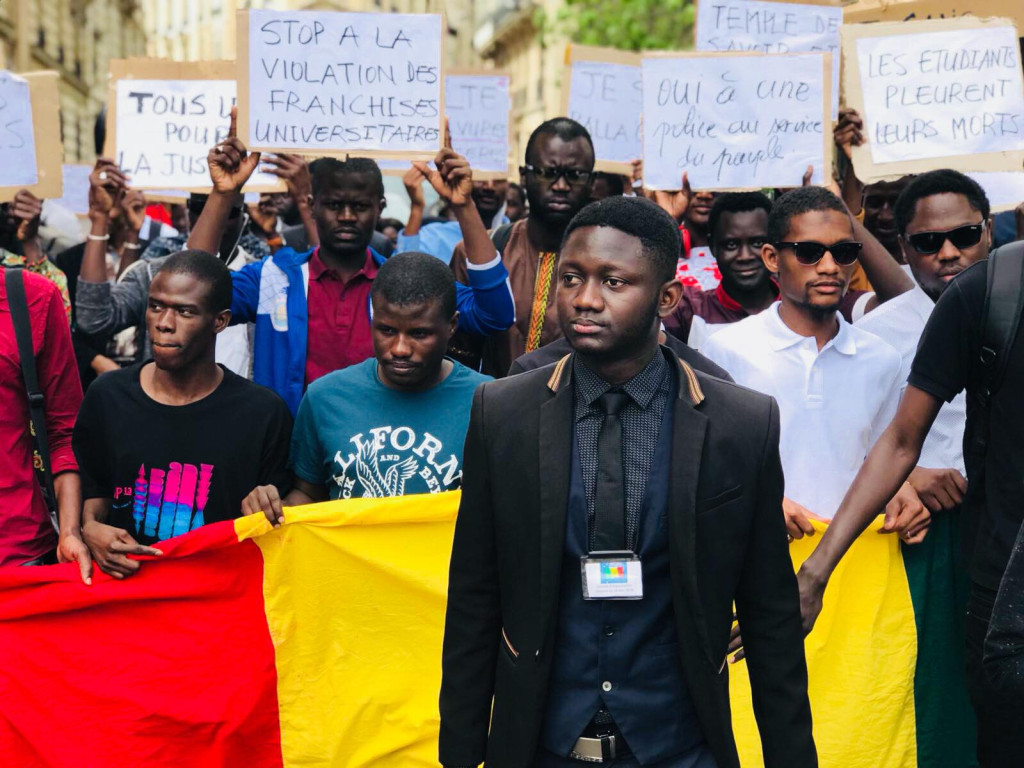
[[239, 9, 444, 159], [642, 51, 831, 190], [562, 46, 641, 173], [0, 72, 37, 187], [967, 172, 1024, 214], [108, 60, 281, 191], [842, 17, 1024, 181], [445, 72, 510, 177], [695, 0, 842, 116], [0, 71, 63, 203]]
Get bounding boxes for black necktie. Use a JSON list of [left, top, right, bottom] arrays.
[[592, 390, 629, 552]]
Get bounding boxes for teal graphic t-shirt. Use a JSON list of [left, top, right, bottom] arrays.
[[290, 358, 490, 499]]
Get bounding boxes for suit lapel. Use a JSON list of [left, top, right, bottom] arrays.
[[668, 360, 716, 667], [538, 356, 574, 641]]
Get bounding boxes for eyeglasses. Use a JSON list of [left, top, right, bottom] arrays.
[[522, 164, 591, 186], [775, 241, 862, 266], [905, 223, 985, 255]]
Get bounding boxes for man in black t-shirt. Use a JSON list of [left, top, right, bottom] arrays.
[[73, 251, 292, 581], [797, 236, 1024, 762]]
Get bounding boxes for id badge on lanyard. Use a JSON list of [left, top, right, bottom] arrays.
[[581, 550, 644, 600]]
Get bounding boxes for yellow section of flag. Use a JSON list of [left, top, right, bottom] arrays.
[[235, 492, 460, 768], [729, 518, 918, 768]]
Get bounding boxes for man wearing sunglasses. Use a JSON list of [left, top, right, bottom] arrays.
[[806, 171, 1024, 766], [450, 117, 596, 377], [701, 186, 916, 540]]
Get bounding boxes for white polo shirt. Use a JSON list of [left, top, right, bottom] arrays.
[[856, 284, 967, 475], [701, 303, 903, 518]]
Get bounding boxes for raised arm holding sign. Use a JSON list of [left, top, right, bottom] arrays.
[[641, 51, 832, 190], [239, 9, 445, 158]]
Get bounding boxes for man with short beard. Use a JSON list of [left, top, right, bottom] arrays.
[[701, 187, 920, 539], [450, 117, 596, 377]]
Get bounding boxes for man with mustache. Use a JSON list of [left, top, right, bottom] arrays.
[[700, 186, 921, 539], [450, 117, 596, 377]]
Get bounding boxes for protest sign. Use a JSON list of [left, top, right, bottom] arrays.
[[695, 0, 842, 117], [843, 0, 1024, 29], [0, 70, 62, 203], [238, 9, 445, 160], [641, 51, 831, 190], [53, 165, 92, 215], [107, 59, 282, 192], [966, 172, 1024, 214], [561, 45, 642, 174], [445, 70, 510, 179], [841, 17, 1024, 182]]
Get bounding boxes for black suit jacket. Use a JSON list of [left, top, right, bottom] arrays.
[[507, 332, 734, 382], [440, 350, 815, 768]]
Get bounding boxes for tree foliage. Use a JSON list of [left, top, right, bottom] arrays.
[[546, 0, 696, 52]]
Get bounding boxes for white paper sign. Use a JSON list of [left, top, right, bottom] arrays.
[[53, 165, 92, 214], [855, 26, 1024, 165], [445, 74, 509, 174], [246, 9, 443, 155], [695, 0, 842, 117], [642, 53, 827, 190], [567, 60, 642, 167], [0, 71, 39, 187], [116, 78, 279, 190], [966, 172, 1024, 211]]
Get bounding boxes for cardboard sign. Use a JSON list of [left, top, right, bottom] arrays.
[[562, 45, 642, 174], [238, 9, 445, 159], [695, 0, 843, 117], [0, 71, 63, 203], [842, 17, 1024, 182], [641, 51, 832, 190], [445, 71, 510, 178], [107, 59, 282, 192], [967, 171, 1024, 213], [843, 0, 1024, 29]]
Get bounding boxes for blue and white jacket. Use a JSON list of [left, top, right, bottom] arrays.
[[230, 246, 514, 414]]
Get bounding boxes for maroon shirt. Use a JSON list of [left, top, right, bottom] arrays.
[[0, 271, 82, 565], [304, 248, 378, 387]]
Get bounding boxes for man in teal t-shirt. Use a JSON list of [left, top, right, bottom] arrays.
[[241, 250, 490, 520]]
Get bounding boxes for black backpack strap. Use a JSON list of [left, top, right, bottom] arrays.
[[4, 267, 59, 531], [489, 223, 514, 257], [978, 242, 1024, 403]]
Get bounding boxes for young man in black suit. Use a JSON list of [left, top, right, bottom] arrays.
[[440, 196, 815, 768]]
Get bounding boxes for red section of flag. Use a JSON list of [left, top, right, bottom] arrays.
[[0, 520, 282, 768]]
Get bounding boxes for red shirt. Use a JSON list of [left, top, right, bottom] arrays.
[[0, 271, 82, 565], [304, 248, 378, 387]]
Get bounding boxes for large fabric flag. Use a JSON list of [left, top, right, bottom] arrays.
[[730, 513, 976, 768], [0, 493, 458, 768], [0, 493, 975, 766]]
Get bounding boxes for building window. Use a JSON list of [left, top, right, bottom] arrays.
[[37, 27, 46, 48]]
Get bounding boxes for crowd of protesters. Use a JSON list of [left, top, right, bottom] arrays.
[[2, 91, 1024, 767]]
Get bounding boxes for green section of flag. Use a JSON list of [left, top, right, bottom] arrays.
[[902, 508, 978, 768]]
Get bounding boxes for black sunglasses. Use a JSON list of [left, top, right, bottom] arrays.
[[522, 164, 591, 186], [905, 223, 985, 255], [775, 241, 862, 266]]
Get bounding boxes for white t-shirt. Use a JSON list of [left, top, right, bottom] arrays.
[[215, 246, 258, 378], [701, 303, 903, 518], [857, 284, 966, 475]]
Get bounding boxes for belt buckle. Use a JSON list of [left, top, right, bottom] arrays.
[[569, 734, 617, 763]]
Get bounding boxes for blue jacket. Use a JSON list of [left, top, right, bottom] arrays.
[[230, 246, 514, 414]]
